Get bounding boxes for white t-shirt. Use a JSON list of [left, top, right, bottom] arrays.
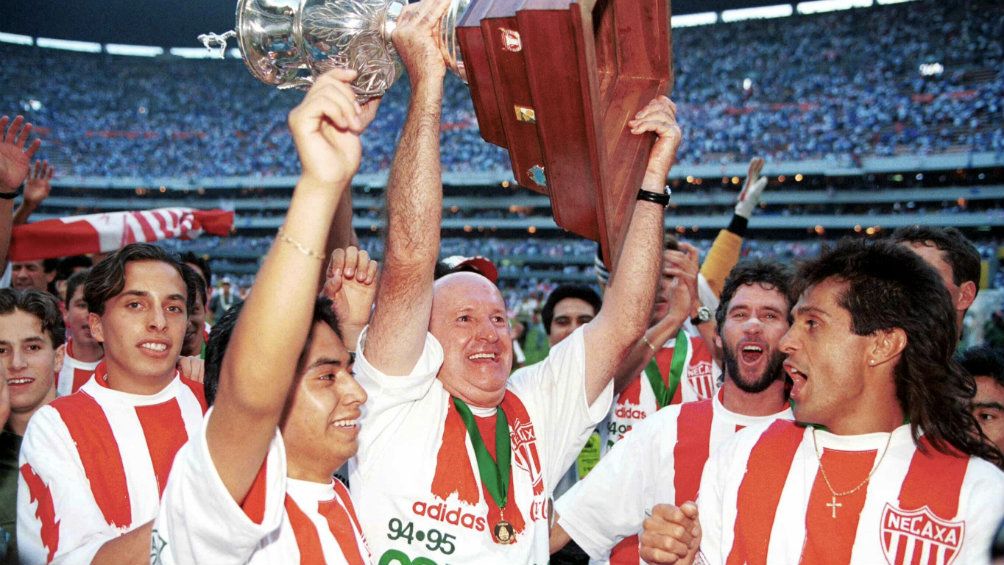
[[55, 339, 101, 397], [17, 364, 206, 564], [153, 410, 371, 564], [350, 326, 612, 565], [698, 421, 1004, 565], [557, 391, 793, 564], [603, 334, 720, 453]]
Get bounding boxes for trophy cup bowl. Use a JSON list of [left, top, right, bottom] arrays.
[[204, 0, 471, 99]]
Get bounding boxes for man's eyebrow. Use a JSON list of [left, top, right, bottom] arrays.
[[306, 357, 346, 370], [973, 401, 1004, 411], [794, 305, 828, 318]]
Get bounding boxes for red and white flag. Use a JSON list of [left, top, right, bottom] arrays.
[[8, 207, 235, 261]]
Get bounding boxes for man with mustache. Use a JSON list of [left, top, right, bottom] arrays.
[[550, 261, 796, 564]]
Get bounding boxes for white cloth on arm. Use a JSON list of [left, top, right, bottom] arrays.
[[349, 326, 612, 565]]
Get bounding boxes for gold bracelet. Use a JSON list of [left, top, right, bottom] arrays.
[[276, 227, 325, 261], [641, 335, 657, 354]]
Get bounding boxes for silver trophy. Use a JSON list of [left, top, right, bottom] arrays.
[[199, 0, 470, 99]]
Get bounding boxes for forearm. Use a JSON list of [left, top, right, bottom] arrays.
[[12, 200, 37, 226], [699, 229, 743, 298], [0, 199, 13, 266], [693, 319, 721, 365], [92, 521, 152, 565], [366, 80, 443, 373], [612, 316, 685, 396], [210, 177, 344, 500], [583, 199, 663, 401]]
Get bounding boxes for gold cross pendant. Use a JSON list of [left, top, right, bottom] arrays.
[[826, 496, 842, 518]]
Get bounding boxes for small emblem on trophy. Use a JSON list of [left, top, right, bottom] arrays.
[[529, 165, 547, 187], [500, 28, 522, 52], [514, 105, 536, 124]]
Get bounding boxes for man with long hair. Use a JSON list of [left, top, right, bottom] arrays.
[[641, 239, 1004, 565]]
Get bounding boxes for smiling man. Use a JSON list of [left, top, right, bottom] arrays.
[[641, 239, 1004, 565], [56, 270, 103, 396], [151, 65, 378, 564], [0, 289, 64, 564], [348, 0, 674, 562], [17, 243, 205, 564], [551, 261, 796, 564]]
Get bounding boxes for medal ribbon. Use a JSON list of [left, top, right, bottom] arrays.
[[451, 397, 511, 510], [643, 330, 690, 409]]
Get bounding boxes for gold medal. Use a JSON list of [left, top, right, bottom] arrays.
[[493, 519, 515, 544]]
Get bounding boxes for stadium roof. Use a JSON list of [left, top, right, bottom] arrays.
[[3, 0, 816, 49]]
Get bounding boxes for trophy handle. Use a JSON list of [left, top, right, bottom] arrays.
[[198, 31, 238, 59]]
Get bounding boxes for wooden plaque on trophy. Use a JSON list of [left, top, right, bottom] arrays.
[[456, 0, 673, 267]]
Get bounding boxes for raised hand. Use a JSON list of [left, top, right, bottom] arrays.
[[390, 0, 451, 85], [657, 242, 700, 330], [288, 68, 368, 186], [322, 246, 380, 339], [24, 160, 54, 205], [629, 96, 683, 191], [0, 115, 43, 193], [735, 156, 767, 219], [640, 502, 702, 564]]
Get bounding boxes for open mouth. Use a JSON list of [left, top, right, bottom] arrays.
[[7, 377, 34, 386], [331, 419, 359, 429], [468, 353, 498, 361], [740, 344, 765, 363], [140, 342, 169, 353]]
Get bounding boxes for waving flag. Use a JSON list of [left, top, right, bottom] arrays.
[[9, 207, 235, 261]]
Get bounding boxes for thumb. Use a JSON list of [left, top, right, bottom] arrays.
[[680, 501, 699, 519], [747, 176, 768, 200]]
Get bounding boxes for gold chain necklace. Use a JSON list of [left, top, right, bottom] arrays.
[[811, 427, 893, 518]]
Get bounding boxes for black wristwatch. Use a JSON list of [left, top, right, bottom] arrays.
[[636, 186, 671, 207], [0, 186, 22, 200], [690, 306, 712, 325]]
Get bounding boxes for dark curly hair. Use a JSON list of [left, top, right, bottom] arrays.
[[714, 259, 797, 330], [798, 238, 1002, 467]]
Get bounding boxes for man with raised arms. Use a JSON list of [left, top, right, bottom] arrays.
[[551, 260, 796, 564], [641, 239, 1004, 565], [152, 67, 379, 564], [17, 242, 203, 564], [348, 0, 679, 562]]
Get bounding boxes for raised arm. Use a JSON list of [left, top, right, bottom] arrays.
[[207, 68, 367, 503], [13, 159, 53, 226], [364, 0, 451, 375], [0, 115, 42, 266], [581, 96, 682, 403], [700, 156, 766, 296]]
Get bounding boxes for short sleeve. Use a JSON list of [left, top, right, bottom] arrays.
[[508, 327, 614, 492], [152, 408, 287, 565]]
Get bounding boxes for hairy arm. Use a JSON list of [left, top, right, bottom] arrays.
[[581, 97, 682, 404], [364, 0, 451, 375], [207, 68, 365, 503]]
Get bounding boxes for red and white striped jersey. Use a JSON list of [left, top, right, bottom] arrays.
[[17, 363, 206, 564], [556, 391, 792, 564], [153, 411, 371, 564], [55, 339, 101, 397], [698, 420, 1004, 565], [603, 335, 720, 453]]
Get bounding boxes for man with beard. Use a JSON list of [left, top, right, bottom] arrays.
[[549, 261, 796, 564]]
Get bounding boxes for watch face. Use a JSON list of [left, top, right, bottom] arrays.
[[697, 306, 712, 322]]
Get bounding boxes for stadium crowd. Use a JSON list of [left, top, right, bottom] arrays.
[[1, 0, 1004, 564], [1, 0, 1002, 178]]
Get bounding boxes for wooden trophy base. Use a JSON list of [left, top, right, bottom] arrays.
[[457, 0, 673, 267]]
